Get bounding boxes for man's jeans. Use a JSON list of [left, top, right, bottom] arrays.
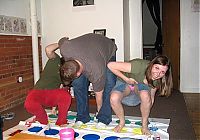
[[72, 55, 116, 125]]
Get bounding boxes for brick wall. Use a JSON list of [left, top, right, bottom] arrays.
[[0, 35, 42, 112]]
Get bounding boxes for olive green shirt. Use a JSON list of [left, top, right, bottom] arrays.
[[124, 59, 150, 82], [122, 59, 158, 87], [34, 54, 62, 89]]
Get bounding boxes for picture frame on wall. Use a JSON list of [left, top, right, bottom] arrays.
[[73, 0, 94, 7], [93, 29, 106, 36]]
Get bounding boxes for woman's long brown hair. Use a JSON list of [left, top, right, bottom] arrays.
[[145, 55, 173, 97]]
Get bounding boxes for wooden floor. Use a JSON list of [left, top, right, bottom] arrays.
[[183, 93, 200, 140]]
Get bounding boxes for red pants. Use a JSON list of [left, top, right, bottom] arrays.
[[24, 89, 71, 126]]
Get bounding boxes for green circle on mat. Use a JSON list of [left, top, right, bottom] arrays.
[[48, 114, 57, 118], [135, 121, 142, 126], [116, 119, 131, 124], [67, 115, 76, 120], [135, 121, 150, 126]]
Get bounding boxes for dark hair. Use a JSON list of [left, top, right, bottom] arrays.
[[60, 57, 65, 65], [145, 55, 173, 97], [60, 60, 80, 86]]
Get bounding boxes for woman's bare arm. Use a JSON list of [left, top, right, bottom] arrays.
[[107, 62, 137, 84]]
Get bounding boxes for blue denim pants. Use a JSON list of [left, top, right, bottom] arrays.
[[112, 80, 150, 106], [72, 55, 116, 125]]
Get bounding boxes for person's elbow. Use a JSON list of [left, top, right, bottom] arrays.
[[45, 46, 50, 54], [46, 45, 57, 59], [45, 46, 52, 57]]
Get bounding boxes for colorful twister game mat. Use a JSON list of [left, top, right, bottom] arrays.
[[3, 110, 170, 140]]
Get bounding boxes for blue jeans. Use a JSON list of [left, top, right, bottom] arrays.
[[112, 80, 151, 106], [72, 55, 116, 124]]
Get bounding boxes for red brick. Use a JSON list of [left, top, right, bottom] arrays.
[[0, 35, 41, 112]]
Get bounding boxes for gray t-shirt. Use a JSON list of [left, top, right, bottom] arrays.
[[59, 33, 117, 92]]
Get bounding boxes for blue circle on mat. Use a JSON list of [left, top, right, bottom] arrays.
[[75, 132, 79, 138], [104, 136, 120, 140], [149, 126, 158, 131], [82, 134, 100, 140], [28, 126, 43, 132], [44, 129, 59, 135]]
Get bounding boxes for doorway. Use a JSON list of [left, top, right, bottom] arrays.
[[142, 0, 180, 90]]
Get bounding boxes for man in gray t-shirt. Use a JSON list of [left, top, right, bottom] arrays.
[[59, 33, 117, 128]]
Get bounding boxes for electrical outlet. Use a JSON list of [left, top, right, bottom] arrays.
[[17, 76, 23, 83]]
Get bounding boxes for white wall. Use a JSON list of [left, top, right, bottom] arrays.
[[40, 0, 124, 64], [123, 0, 130, 61], [129, 0, 143, 59], [122, 0, 143, 61], [180, 0, 200, 93], [0, 0, 29, 18]]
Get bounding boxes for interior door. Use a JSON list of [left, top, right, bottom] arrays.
[[162, 0, 180, 90]]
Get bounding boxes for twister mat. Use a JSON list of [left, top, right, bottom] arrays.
[[3, 110, 170, 140]]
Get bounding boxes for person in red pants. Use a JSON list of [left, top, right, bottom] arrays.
[[24, 42, 71, 126]]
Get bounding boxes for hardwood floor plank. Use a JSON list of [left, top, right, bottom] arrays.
[[184, 93, 200, 139]]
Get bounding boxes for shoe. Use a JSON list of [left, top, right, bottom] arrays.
[[1, 112, 15, 120], [73, 121, 83, 128], [95, 122, 106, 129]]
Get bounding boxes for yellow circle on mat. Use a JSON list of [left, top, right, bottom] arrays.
[[48, 120, 54, 123], [133, 128, 142, 135], [120, 127, 128, 133], [80, 124, 87, 129], [91, 126, 102, 131]]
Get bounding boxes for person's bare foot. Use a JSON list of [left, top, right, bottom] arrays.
[[142, 127, 151, 135], [113, 123, 124, 133]]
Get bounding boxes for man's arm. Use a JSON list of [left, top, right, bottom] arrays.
[[45, 43, 59, 59]]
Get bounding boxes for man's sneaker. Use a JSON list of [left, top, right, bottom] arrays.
[[73, 121, 83, 128], [95, 122, 106, 129]]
